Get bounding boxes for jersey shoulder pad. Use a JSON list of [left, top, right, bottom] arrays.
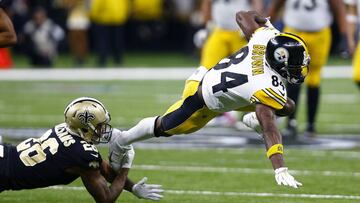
[[251, 88, 287, 110], [68, 139, 102, 170]]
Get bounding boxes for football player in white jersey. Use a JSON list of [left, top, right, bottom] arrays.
[[268, 0, 355, 138], [110, 11, 310, 189], [344, 0, 360, 89]]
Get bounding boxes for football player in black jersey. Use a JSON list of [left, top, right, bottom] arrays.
[[0, 0, 17, 47], [0, 97, 163, 202]]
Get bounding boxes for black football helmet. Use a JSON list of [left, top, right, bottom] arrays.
[[266, 33, 310, 84]]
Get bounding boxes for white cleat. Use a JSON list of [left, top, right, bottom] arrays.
[[242, 112, 263, 135]]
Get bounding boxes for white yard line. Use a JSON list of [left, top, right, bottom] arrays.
[[0, 66, 352, 81], [46, 186, 360, 200], [133, 164, 360, 177]]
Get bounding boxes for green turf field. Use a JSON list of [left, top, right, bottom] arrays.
[[0, 78, 359, 135], [1, 147, 360, 203]]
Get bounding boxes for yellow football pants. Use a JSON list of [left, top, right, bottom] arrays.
[[201, 27, 248, 69], [353, 41, 360, 82], [161, 80, 219, 135]]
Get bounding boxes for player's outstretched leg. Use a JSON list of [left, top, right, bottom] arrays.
[[112, 117, 158, 146]]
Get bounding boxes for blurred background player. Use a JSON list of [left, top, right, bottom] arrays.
[[0, 97, 164, 201], [61, 0, 90, 66], [0, 0, 17, 144], [22, 7, 65, 67], [345, 0, 360, 90], [194, 0, 263, 127], [268, 0, 355, 139], [0, 0, 17, 47], [89, 0, 130, 66]]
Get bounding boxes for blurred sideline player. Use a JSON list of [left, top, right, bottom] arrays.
[[110, 11, 310, 189], [268, 0, 355, 138], [0, 0, 17, 144], [0, 97, 163, 202], [194, 0, 263, 127], [345, 0, 360, 89], [0, 0, 16, 47]]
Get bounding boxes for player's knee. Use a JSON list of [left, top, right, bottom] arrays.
[[154, 116, 172, 137], [276, 98, 295, 117]]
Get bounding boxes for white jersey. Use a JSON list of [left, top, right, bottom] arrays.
[[283, 0, 333, 31], [201, 27, 287, 113], [212, 0, 251, 30]]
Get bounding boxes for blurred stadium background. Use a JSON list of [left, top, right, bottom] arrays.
[[0, 0, 360, 202]]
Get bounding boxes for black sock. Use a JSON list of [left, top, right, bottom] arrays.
[[307, 86, 320, 132], [287, 83, 301, 121]]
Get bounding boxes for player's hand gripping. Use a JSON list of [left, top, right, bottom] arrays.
[[109, 144, 135, 170], [132, 177, 164, 201], [274, 167, 302, 188]]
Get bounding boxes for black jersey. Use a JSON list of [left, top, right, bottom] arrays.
[[0, 123, 102, 191]]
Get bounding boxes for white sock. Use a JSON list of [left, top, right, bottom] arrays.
[[113, 117, 157, 145]]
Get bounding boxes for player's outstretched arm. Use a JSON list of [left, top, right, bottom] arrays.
[[0, 8, 16, 47], [100, 159, 164, 201], [235, 10, 267, 41], [255, 103, 302, 188], [77, 167, 129, 203]]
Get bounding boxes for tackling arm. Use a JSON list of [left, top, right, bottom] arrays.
[[79, 167, 129, 203], [99, 160, 136, 193], [101, 150, 164, 201], [235, 11, 267, 41], [0, 8, 16, 47]]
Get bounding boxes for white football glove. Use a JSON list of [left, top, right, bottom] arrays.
[[132, 177, 164, 201], [242, 112, 263, 135], [109, 144, 135, 170], [193, 28, 209, 49], [274, 167, 302, 188]]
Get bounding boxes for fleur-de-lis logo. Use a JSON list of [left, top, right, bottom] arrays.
[[78, 110, 95, 125]]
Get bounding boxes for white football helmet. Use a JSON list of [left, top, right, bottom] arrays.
[[64, 97, 112, 144]]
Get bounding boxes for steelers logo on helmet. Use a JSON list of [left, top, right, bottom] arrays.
[[274, 47, 289, 63]]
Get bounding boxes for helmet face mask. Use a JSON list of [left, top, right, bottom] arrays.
[[266, 33, 310, 85], [64, 97, 113, 144]]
